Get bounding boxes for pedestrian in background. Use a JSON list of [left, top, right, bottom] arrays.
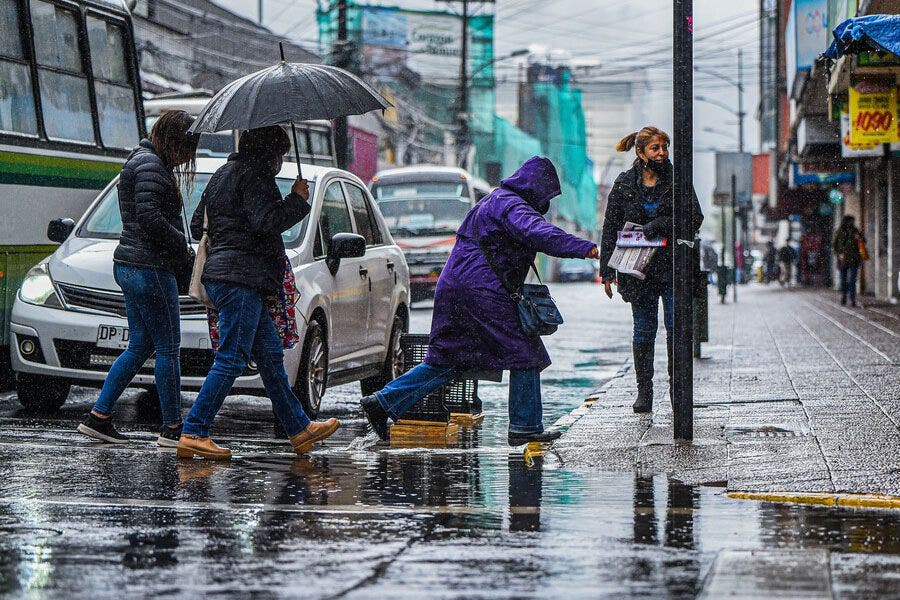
[[77, 110, 198, 446], [598, 126, 703, 414], [777, 244, 794, 287], [833, 215, 864, 306], [359, 157, 598, 445], [763, 241, 777, 284], [178, 126, 339, 460]]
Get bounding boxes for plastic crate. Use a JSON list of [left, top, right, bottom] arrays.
[[399, 334, 481, 421]]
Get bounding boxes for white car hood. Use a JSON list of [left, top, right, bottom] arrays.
[[48, 237, 119, 291]]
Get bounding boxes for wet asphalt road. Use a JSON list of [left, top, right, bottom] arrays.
[[1, 282, 899, 598]]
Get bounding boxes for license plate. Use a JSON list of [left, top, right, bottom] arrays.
[[97, 324, 129, 349]]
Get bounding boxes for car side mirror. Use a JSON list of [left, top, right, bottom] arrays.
[[47, 218, 75, 244], [326, 233, 366, 276]]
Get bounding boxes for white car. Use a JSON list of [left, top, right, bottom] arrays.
[[10, 158, 410, 418]]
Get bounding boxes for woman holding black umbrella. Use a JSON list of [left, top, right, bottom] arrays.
[[177, 126, 340, 460]]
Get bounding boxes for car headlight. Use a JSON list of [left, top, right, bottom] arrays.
[[19, 263, 63, 308]]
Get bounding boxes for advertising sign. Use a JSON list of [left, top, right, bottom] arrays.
[[841, 110, 885, 158], [849, 80, 899, 145], [787, 0, 827, 96], [713, 152, 752, 207], [361, 6, 465, 81]]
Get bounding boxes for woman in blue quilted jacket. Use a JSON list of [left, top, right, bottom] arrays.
[[77, 110, 198, 447]]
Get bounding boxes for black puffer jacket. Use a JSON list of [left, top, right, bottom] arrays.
[[598, 163, 703, 303], [191, 153, 310, 295], [114, 139, 190, 273]]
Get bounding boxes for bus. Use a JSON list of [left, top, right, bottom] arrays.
[[369, 165, 492, 302], [0, 0, 145, 385], [144, 93, 338, 166]]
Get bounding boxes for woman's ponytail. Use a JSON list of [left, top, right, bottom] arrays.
[[615, 132, 638, 152]]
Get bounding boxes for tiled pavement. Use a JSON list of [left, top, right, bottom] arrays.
[[555, 285, 900, 496]]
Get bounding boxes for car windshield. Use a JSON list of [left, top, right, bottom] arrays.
[[78, 174, 312, 246], [374, 181, 468, 200], [376, 196, 472, 238]]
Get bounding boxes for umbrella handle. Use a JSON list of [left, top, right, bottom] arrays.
[[289, 121, 303, 180]]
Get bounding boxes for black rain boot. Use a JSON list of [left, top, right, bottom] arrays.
[[667, 338, 674, 411], [632, 341, 655, 413]]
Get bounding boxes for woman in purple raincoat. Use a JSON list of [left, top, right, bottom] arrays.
[[359, 157, 598, 445]]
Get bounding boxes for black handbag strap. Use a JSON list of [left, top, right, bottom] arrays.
[[472, 203, 541, 301]]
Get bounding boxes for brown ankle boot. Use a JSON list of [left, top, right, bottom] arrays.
[[290, 418, 341, 455], [176, 434, 232, 460]]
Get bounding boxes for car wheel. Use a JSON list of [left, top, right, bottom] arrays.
[[360, 315, 405, 397], [294, 320, 327, 420], [16, 373, 70, 412]]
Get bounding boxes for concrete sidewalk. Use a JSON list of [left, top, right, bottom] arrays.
[[555, 285, 900, 497]]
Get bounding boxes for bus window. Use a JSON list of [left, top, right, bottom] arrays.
[[310, 129, 331, 156], [87, 16, 139, 148], [31, 1, 94, 143], [0, 0, 38, 135]]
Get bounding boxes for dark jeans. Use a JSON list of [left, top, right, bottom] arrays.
[[839, 265, 859, 304], [93, 264, 182, 426], [630, 283, 674, 344], [374, 362, 544, 434], [183, 282, 311, 438]]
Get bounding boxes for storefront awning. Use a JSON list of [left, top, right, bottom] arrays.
[[824, 15, 900, 59]]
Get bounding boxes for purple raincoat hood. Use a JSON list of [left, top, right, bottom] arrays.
[[499, 156, 560, 215]]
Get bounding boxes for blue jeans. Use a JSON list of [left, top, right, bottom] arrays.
[[183, 282, 311, 438], [374, 363, 544, 434], [93, 264, 182, 426], [631, 284, 674, 344], [839, 265, 859, 304]]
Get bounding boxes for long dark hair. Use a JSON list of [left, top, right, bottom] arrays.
[[149, 109, 199, 200]]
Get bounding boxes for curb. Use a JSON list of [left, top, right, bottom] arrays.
[[727, 491, 900, 510]]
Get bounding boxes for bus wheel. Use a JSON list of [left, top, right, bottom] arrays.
[[16, 373, 70, 412]]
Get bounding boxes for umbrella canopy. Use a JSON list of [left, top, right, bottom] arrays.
[[187, 62, 390, 134], [823, 15, 900, 59]]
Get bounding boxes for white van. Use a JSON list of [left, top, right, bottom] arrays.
[[11, 159, 410, 418], [369, 166, 492, 302]]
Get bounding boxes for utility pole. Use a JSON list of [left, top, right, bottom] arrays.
[[458, 0, 469, 167], [258, 0, 263, 24], [334, 0, 349, 169], [438, 0, 494, 167], [672, 0, 694, 442], [731, 173, 738, 303], [738, 49, 745, 154], [720, 200, 727, 304]]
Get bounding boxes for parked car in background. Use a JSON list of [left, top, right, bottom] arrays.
[[556, 258, 598, 282], [370, 166, 492, 302], [11, 159, 410, 418]]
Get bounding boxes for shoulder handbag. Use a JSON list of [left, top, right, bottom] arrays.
[[473, 206, 563, 338], [189, 208, 214, 308], [857, 236, 869, 262]]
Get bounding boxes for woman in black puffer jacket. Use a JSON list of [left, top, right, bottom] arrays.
[[178, 126, 340, 460], [598, 126, 703, 415], [77, 110, 198, 446]]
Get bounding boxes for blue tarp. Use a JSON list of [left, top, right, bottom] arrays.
[[823, 14, 900, 59]]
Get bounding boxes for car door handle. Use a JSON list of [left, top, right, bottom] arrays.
[[359, 266, 368, 277], [386, 261, 395, 271]]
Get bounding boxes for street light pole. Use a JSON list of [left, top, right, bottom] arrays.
[[673, 0, 694, 442]]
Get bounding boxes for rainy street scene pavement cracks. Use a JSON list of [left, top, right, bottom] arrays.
[[1, 283, 899, 598]]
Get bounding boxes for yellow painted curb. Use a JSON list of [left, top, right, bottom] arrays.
[[728, 491, 900, 510]]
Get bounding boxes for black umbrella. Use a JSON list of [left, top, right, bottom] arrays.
[[188, 45, 390, 177]]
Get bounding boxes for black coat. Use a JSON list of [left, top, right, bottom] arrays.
[[191, 153, 310, 295], [113, 139, 190, 273], [598, 164, 704, 303]]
